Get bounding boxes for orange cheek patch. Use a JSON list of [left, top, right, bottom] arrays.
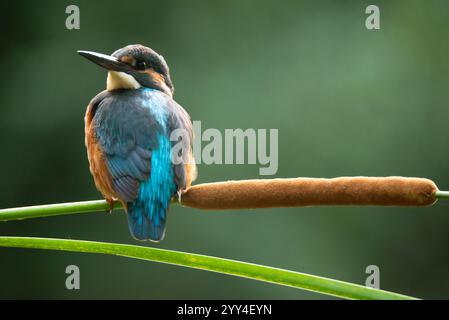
[[120, 55, 136, 66], [143, 68, 172, 96], [144, 69, 164, 83]]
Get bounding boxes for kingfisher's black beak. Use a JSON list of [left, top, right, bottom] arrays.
[[78, 50, 131, 72]]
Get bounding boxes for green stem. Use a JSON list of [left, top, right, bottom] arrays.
[[436, 191, 449, 199], [2, 189, 449, 221], [0, 200, 121, 221], [0, 236, 416, 300]]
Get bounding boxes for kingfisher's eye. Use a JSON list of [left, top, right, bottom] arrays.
[[135, 60, 146, 70]]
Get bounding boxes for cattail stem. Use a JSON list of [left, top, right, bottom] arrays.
[[0, 176, 446, 222], [435, 190, 449, 199]]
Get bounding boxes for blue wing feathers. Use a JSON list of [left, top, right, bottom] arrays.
[[92, 88, 188, 241], [128, 135, 176, 241], [113, 176, 138, 202]]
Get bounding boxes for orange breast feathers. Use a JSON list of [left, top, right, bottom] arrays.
[[84, 102, 118, 203], [184, 151, 197, 189]]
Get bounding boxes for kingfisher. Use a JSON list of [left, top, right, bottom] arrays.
[[78, 44, 197, 242]]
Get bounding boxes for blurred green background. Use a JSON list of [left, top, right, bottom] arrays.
[[0, 0, 448, 299]]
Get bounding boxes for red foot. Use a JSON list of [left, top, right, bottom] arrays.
[[106, 198, 115, 213]]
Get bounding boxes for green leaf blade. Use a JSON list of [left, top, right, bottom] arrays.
[[0, 236, 417, 300]]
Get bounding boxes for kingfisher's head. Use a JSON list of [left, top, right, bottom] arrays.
[[78, 44, 174, 96]]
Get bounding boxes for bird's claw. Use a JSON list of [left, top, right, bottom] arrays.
[[106, 198, 115, 213], [176, 190, 183, 204]]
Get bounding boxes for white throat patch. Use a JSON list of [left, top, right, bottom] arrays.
[[107, 71, 141, 91]]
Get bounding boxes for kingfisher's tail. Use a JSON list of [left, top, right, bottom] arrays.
[[126, 135, 177, 242], [127, 198, 169, 242]]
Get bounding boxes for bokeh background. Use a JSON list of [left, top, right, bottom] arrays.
[[0, 0, 448, 299]]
